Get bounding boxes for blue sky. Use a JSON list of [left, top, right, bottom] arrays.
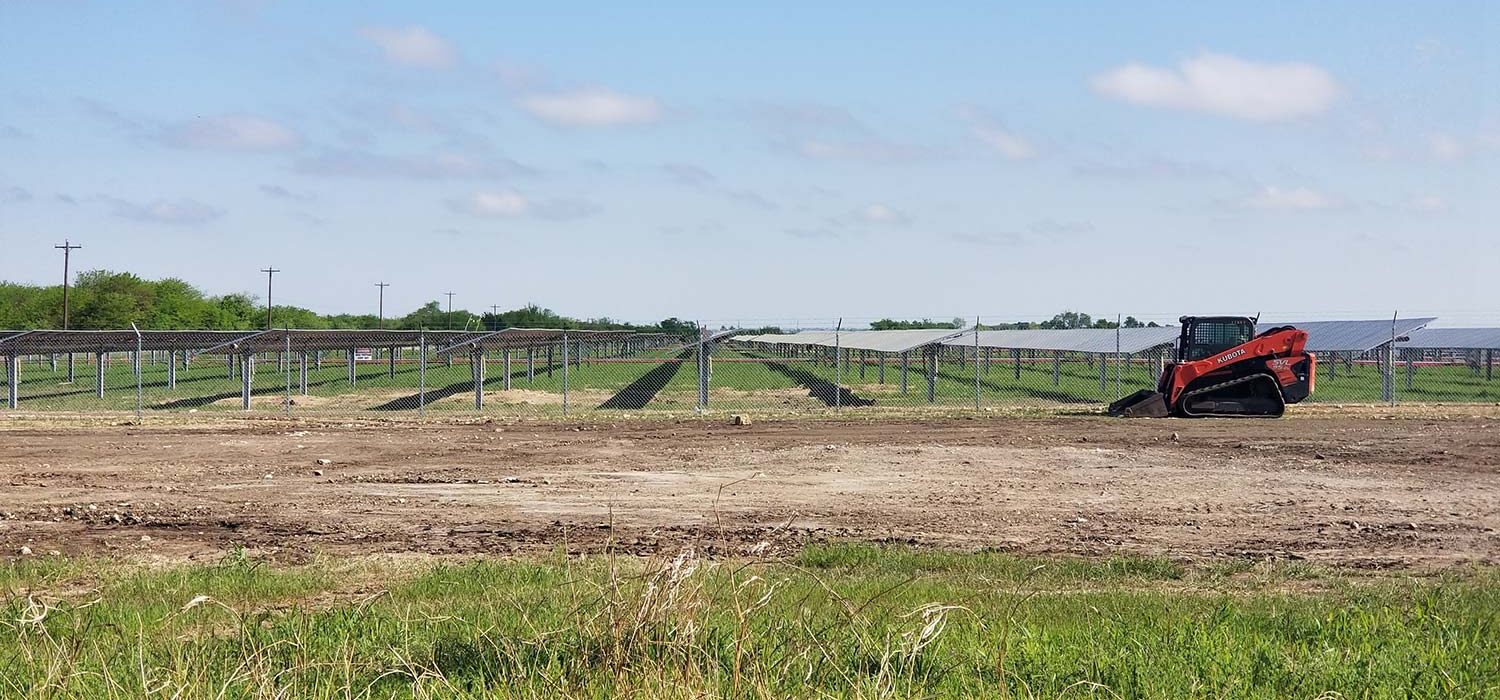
[[1, 1, 1495, 326]]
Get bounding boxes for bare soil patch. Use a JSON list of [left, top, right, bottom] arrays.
[[1, 413, 1495, 568]]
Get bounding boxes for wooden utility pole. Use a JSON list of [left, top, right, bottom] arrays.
[[260, 267, 280, 329], [375, 282, 390, 328]]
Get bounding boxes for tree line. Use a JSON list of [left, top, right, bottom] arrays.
[[870, 312, 1159, 331], [0, 270, 696, 335]]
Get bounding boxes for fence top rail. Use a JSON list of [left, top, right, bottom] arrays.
[[0, 329, 260, 355]]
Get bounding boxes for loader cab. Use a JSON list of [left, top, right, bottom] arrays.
[[1177, 316, 1256, 362]]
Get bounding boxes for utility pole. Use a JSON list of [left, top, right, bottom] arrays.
[[260, 267, 280, 330], [444, 292, 456, 330], [375, 282, 390, 329], [490, 304, 501, 331], [55, 240, 82, 382]]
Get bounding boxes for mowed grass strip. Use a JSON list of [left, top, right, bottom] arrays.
[[1, 545, 1495, 698]]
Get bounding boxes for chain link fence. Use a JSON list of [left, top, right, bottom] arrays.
[[1, 318, 1496, 420]]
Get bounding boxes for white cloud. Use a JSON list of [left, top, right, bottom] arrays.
[[517, 88, 663, 127], [855, 204, 910, 225], [447, 190, 600, 220], [294, 149, 533, 180], [1240, 185, 1339, 210], [792, 138, 929, 162], [1427, 133, 1464, 161], [959, 108, 1035, 160], [1092, 52, 1340, 121], [359, 25, 458, 69], [165, 114, 301, 151], [449, 190, 529, 217], [259, 184, 314, 202], [1405, 194, 1450, 214], [972, 125, 1035, 160], [106, 197, 225, 225]]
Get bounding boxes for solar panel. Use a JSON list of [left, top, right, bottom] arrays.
[[942, 327, 1180, 355], [0, 330, 259, 354], [432, 328, 635, 355], [1398, 327, 1500, 350], [733, 329, 966, 354], [1258, 318, 1436, 353]]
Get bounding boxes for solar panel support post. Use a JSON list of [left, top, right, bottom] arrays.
[[96, 353, 105, 398], [878, 353, 885, 384], [227, 352, 235, 380], [50, 354, 57, 373], [388, 347, 396, 379], [503, 350, 512, 390], [1053, 353, 1061, 387], [984, 348, 991, 374], [299, 352, 308, 395], [527, 349, 535, 383], [562, 331, 571, 417], [1405, 350, 1415, 392], [315, 351, 322, 370], [166, 350, 176, 389], [546, 346, 554, 378], [6, 355, 17, 409], [1012, 349, 1021, 380], [900, 352, 909, 394], [1487, 349, 1493, 381], [241, 354, 253, 411], [347, 349, 356, 388], [859, 350, 866, 380], [924, 347, 936, 403], [1098, 353, 1108, 395]]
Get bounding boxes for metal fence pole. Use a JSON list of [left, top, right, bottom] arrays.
[[834, 319, 843, 412], [973, 317, 981, 410], [418, 330, 427, 418], [695, 323, 708, 411], [131, 323, 142, 420], [562, 331, 570, 417], [284, 334, 292, 418], [5, 354, 16, 410]]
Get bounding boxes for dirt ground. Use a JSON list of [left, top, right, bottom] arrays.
[[1, 410, 1496, 569]]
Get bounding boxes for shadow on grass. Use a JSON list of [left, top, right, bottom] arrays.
[[758, 359, 874, 407], [597, 349, 691, 410], [368, 362, 564, 411]]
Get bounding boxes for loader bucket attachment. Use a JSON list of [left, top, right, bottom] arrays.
[[1108, 390, 1170, 418]]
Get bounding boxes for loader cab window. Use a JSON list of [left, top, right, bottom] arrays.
[[1179, 318, 1255, 362]]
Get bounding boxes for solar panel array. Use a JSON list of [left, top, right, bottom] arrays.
[[941, 327, 1181, 355], [734, 328, 971, 354], [1398, 327, 1500, 350], [1257, 318, 1436, 353]]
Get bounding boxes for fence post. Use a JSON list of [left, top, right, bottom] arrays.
[[834, 320, 842, 412], [418, 330, 427, 418], [299, 352, 308, 395], [473, 346, 484, 411], [696, 324, 708, 411], [241, 353, 253, 410], [503, 350, 512, 390], [973, 318, 981, 410], [131, 323, 142, 420], [5, 354, 16, 410], [284, 334, 292, 418], [562, 331, 571, 416]]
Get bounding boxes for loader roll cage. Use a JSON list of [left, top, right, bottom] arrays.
[[1177, 316, 1256, 362]]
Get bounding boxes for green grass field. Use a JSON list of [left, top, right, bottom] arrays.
[[2, 545, 1494, 698], [4, 346, 1496, 417]]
